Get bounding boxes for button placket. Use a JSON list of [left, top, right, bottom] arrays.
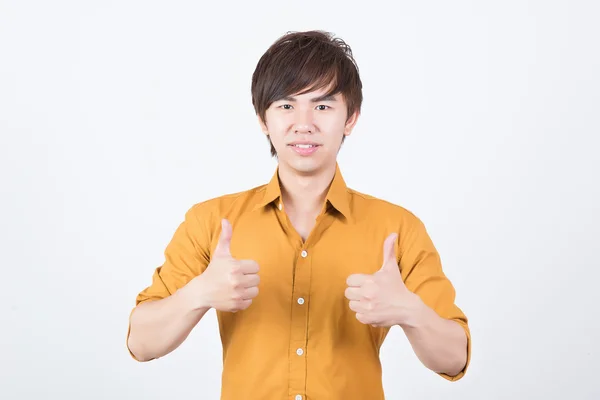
[[289, 246, 311, 396]]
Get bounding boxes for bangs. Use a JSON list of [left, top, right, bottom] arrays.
[[272, 40, 344, 100], [251, 30, 362, 127], [256, 34, 357, 106]]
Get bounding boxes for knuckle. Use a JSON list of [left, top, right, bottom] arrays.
[[230, 263, 242, 273], [238, 299, 251, 310], [231, 292, 243, 301], [229, 275, 242, 288], [230, 301, 242, 311]]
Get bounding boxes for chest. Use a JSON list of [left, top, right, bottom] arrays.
[[229, 214, 388, 306], [285, 209, 318, 242]]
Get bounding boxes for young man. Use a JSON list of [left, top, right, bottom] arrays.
[[127, 30, 471, 399]]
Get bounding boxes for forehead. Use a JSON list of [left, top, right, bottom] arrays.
[[275, 86, 344, 103]]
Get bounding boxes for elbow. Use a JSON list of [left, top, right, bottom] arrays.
[[127, 310, 156, 362], [438, 356, 467, 378], [127, 333, 154, 362], [435, 328, 469, 380]]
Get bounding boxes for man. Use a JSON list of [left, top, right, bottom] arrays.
[[126, 30, 471, 399]]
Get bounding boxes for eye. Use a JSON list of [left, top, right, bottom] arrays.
[[316, 105, 330, 111], [280, 104, 293, 110]]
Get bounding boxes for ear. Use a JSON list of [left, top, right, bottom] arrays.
[[257, 115, 269, 136], [343, 110, 360, 137]]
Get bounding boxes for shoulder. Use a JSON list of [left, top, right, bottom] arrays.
[[347, 188, 437, 259], [347, 187, 425, 229], [184, 183, 268, 224]]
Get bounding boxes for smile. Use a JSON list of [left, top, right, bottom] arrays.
[[288, 143, 321, 156]]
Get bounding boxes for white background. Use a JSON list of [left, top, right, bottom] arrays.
[[1, 1, 599, 399]]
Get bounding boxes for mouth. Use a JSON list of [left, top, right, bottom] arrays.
[[287, 143, 321, 148], [287, 143, 321, 155]]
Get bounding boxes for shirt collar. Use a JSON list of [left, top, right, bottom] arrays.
[[253, 162, 352, 221], [325, 162, 352, 220], [253, 167, 283, 211]]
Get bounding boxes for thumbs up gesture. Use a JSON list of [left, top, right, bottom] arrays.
[[345, 233, 418, 328], [193, 219, 260, 313]]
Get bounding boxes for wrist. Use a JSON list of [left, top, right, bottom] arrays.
[[176, 276, 212, 312], [397, 293, 429, 329]]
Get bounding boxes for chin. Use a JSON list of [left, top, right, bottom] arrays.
[[282, 158, 328, 175], [276, 145, 335, 174]]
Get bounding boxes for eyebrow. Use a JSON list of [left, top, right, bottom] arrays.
[[279, 94, 337, 102]]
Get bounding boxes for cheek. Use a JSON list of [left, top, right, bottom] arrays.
[[320, 120, 348, 142], [318, 113, 347, 130], [272, 120, 290, 133], [264, 114, 289, 134], [267, 123, 287, 143]]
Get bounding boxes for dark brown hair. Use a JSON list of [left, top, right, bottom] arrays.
[[251, 30, 363, 157]]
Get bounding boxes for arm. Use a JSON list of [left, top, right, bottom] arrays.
[[127, 285, 210, 361], [398, 217, 471, 381], [399, 294, 469, 377], [126, 204, 213, 362]]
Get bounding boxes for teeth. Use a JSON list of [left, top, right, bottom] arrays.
[[294, 144, 315, 148]]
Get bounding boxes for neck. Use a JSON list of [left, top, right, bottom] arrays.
[[277, 161, 337, 215]]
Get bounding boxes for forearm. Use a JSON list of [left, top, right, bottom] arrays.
[[127, 285, 210, 362], [400, 295, 468, 377]]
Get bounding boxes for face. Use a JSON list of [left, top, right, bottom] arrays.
[[259, 87, 359, 175]]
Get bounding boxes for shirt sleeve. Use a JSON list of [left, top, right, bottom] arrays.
[[398, 215, 471, 382], [126, 203, 214, 360]]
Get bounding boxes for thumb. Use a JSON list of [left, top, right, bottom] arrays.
[[214, 219, 233, 258], [379, 232, 398, 272]]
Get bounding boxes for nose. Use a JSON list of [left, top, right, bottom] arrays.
[[294, 124, 313, 134], [292, 109, 315, 134]]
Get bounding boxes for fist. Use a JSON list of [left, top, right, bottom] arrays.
[[345, 232, 417, 327], [192, 219, 260, 312]]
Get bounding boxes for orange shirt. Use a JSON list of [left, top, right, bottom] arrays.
[[127, 163, 471, 399]]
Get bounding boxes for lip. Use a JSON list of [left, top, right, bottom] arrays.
[[287, 142, 321, 146], [288, 142, 320, 156]]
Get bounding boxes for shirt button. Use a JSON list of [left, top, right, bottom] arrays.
[[297, 297, 305, 305], [278, 202, 282, 210], [296, 348, 304, 356], [301, 250, 307, 258], [295, 396, 302, 400]]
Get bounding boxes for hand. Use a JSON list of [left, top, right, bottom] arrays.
[[345, 233, 419, 328], [189, 219, 260, 312]]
